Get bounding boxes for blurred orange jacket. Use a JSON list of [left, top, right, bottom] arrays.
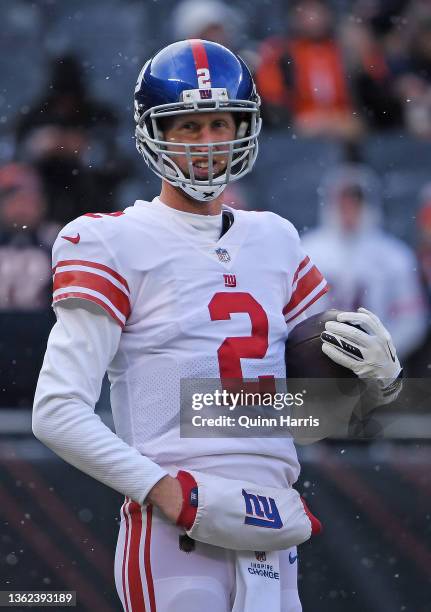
[[256, 37, 353, 117]]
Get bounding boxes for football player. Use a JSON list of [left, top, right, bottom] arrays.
[[33, 40, 402, 611]]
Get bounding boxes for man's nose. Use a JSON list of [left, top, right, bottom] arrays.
[[194, 126, 214, 151]]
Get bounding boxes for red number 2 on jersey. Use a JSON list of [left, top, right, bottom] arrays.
[[208, 292, 276, 393]]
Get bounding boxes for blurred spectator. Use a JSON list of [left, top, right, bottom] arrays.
[[302, 164, 427, 360], [15, 55, 130, 224], [391, 2, 431, 137], [406, 183, 431, 375], [255, 0, 363, 140], [171, 0, 258, 71], [340, 11, 404, 129], [0, 163, 58, 311]]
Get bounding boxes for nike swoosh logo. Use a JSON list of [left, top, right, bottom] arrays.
[[289, 552, 298, 564], [387, 343, 396, 363], [321, 332, 363, 359], [62, 233, 80, 244]]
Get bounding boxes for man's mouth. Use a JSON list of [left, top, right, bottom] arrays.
[[192, 159, 226, 178]]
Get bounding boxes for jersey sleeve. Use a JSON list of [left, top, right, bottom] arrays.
[[283, 237, 329, 325], [33, 300, 167, 504], [51, 217, 131, 328]]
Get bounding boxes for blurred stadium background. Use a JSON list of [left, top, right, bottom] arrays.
[[1, 0, 430, 610]]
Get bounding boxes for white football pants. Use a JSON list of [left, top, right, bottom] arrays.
[[115, 499, 302, 612]]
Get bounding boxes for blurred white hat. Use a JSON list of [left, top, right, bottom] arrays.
[[319, 163, 382, 210], [172, 0, 241, 41]]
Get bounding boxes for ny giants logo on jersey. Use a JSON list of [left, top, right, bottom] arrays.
[[242, 489, 283, 529], [223, 274, 236, 287]]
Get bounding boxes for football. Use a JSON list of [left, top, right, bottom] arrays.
[[285, 310, 366, 440], [285, 309, 356, 379]]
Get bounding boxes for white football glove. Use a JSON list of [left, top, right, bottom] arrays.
[[321, 307, 403, 404]]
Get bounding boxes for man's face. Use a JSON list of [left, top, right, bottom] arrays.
[[335, 186, 364, 233], [162, 111, 237, 180]]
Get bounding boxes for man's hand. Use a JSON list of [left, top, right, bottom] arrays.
[[147, 475, 183, 523], [149, 470, 323, 551], [321, 307, 402, 403]]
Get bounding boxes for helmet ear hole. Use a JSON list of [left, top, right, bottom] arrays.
[[236, 120, 248, 139]]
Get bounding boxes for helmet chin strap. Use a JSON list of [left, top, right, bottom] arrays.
[[179, 181, 227, 202], [160, 152, 227, 202]]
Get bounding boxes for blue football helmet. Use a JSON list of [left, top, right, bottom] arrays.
[[134, 39, 261, 202]]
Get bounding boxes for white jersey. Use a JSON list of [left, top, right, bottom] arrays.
[[51, 198, 327, 488]]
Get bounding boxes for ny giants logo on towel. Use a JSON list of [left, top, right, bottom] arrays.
[[242, 489, 283, 529]]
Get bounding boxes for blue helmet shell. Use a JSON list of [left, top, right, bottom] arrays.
[[133, 40, 261, 202], [135, 40, 257, 114]]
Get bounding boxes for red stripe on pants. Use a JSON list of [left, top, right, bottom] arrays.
[[128, 502, 147, 611], [122, 499, 131, 612], [144, 505, 157, 612]]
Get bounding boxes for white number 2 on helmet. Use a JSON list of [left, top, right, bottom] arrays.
[[197, 68, 211, 89]]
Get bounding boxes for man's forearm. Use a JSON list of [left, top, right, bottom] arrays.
[[33, 302, 167, 505]]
